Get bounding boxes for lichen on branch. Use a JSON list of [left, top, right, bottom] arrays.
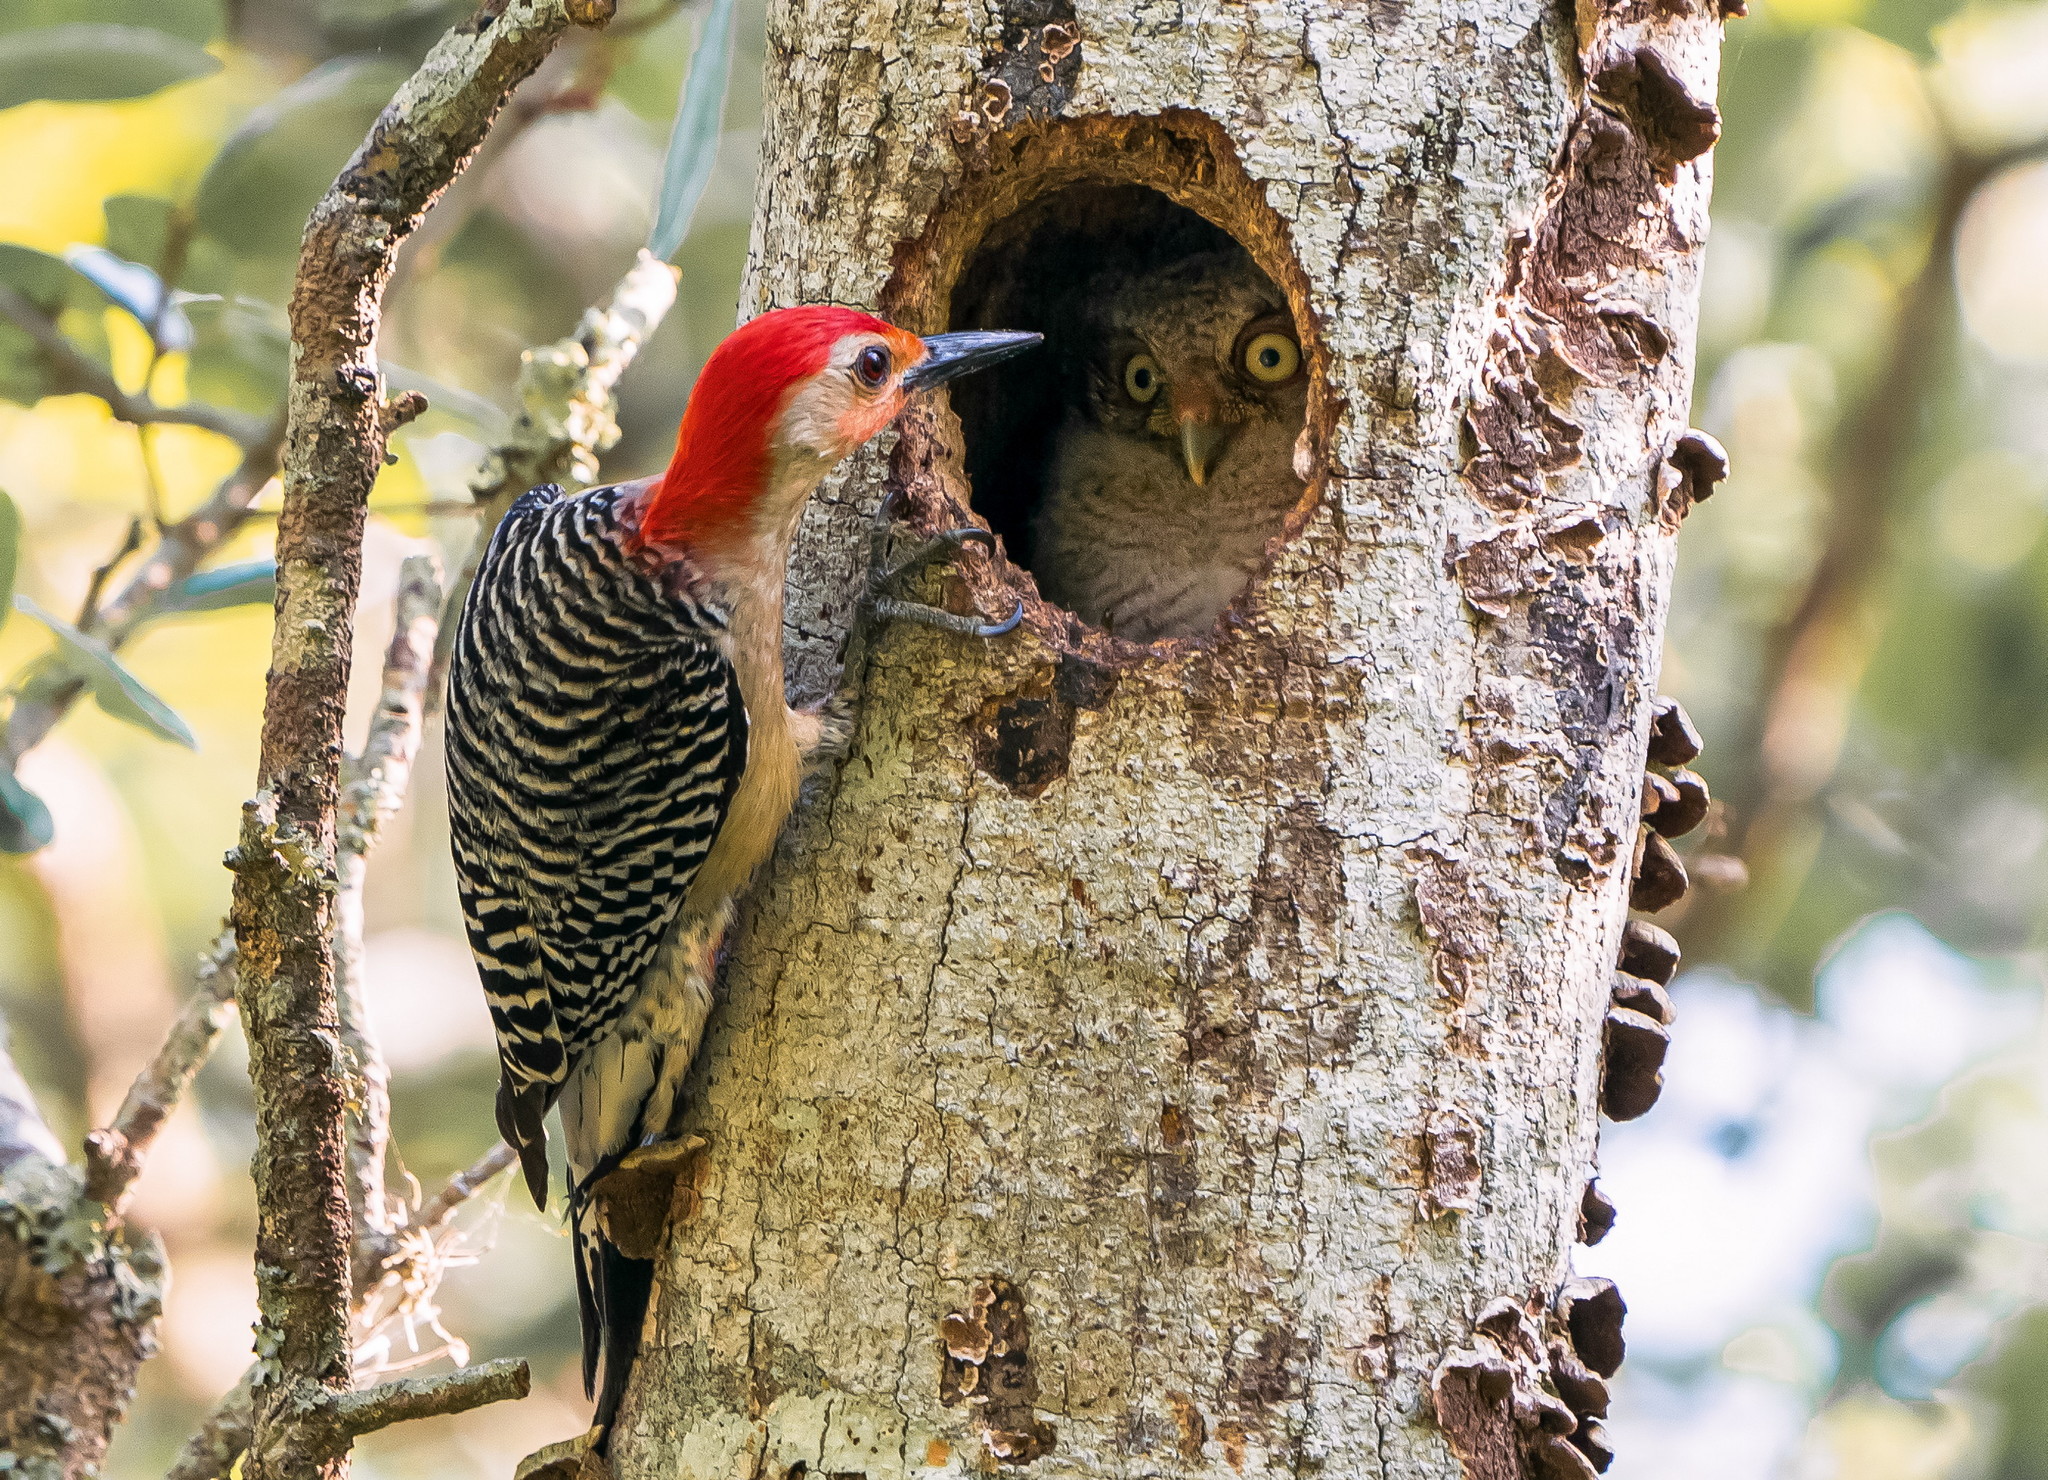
[[224, 3, 604, 1475]]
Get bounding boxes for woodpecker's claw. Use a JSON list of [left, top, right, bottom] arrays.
[[874, 589, 1026, 638], [866, 501, 1024, 638]]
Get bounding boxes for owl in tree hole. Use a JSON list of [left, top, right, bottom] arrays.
[[1030, 243, 1308, 641]]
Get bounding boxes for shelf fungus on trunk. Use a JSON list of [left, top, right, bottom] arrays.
[[1431, 1282, 1628, 1480], [1604, 693, 1707, 1120]]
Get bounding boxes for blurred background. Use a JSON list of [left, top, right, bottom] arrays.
[[0, 0, 2041, 1475]]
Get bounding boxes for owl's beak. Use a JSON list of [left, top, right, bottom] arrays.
[[1180, 418, 1229, 486]]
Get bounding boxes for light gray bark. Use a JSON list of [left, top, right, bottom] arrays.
[[617, 0, 1724, 1473]]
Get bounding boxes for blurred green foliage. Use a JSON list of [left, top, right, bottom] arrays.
[[0, 0, 2041, 1474], [1640, 0, 2048, 1465], [0, 24, 222, 109]]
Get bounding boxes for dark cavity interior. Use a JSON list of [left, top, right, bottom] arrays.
[[948, 185, 1309, 644]]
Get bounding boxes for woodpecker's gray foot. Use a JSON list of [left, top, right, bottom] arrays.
[[868, 498, 1024, 638]]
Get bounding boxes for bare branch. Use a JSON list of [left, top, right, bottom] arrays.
[[226, 4, 600, 1474], [335, 556, 444, 1266], [416, 1141, 517, 1233], [169, 1141, 518, 1480], [210, 1362, 529, 1480], [0, 282, 273, 447], [166, 1377, 255, 1480], [390, 35, 596, 295], [82, 929, 238, 1209], [1, 1016, 167, 1479], [77, 517, 145, 628], [329, 1359, 530, 1437], [338, 556, 445, 862]]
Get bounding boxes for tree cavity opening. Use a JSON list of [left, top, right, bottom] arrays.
[[879, 115, 1325, 652], [943, 183, 1311, 644]]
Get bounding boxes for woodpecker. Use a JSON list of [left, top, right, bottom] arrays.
[[444, 306, 1038, 1441], [1030, 244, 1307, 641]]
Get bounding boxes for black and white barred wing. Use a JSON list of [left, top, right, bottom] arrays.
[[445, 484, 746, 1207]]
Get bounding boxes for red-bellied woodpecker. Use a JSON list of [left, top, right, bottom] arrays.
[[445, 306, 1038, 1441]]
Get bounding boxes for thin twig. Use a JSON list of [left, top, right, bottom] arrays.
[[426, 248, 680, 712], [335, 556, 445, 1268], [227, 5, 598, 1475], [82, 929, 237, 1209], [138, 423, 170, 529], [0, 282, 272, 447], [328, 1359, 530, 1438], [350, 1143, 516, 1377], [3, 410, 287, 771], [416, 1141, 517, 1233], [77, 518, 146, 629], [169, 1141, 518, 1480]]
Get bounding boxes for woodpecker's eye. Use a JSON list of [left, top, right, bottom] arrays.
[[1242, 331, 1300, 384], [1123, 353, 1162, 403], [855, 344, 891, 389]]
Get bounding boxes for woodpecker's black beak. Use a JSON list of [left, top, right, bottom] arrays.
[[903, 330, 1043, 391]]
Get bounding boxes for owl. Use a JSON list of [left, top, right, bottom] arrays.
[[1029, 244, 1307, 642]]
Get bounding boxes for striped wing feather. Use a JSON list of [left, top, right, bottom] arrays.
[[445, 484, 745, 1206]]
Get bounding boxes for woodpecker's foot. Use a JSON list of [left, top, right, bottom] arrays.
[[868, 498, 1024, 638]]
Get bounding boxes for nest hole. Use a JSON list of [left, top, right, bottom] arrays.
[[943, 184, 1312, 645]]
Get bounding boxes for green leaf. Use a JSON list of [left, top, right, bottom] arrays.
[[195, 58, 406, 259], [0, 24, 221, 109], [159, 558, 275, 615], [647, 0, 737, 263], [182, 293, 288, 411], [0, 766, 54, 853], [0, 487, 17, 634], [63, 244, 192, 351], [0, 242, 76, 312], [103, 194, 177, 273], [15, 596, 197, 749], [0, 242, 112, 406]]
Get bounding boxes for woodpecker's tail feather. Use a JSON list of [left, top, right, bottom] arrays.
[[569, 1175, 655, 1446], [495, 1077, 553, 1210]]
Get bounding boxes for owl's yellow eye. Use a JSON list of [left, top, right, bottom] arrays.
[[1243, 331, 1300, 383], [1123, 354, 1162, 403]]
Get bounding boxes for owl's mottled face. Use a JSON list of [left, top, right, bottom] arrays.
[[1071, 246, 1307, 485]]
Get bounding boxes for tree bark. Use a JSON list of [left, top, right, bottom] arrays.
[[617, 0, 1724, 1475], [0, 1023, 166, 1480], [227, 4, 591, 1475]]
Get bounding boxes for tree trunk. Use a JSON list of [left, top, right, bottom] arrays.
[[615, 0, 1724, 1473]]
